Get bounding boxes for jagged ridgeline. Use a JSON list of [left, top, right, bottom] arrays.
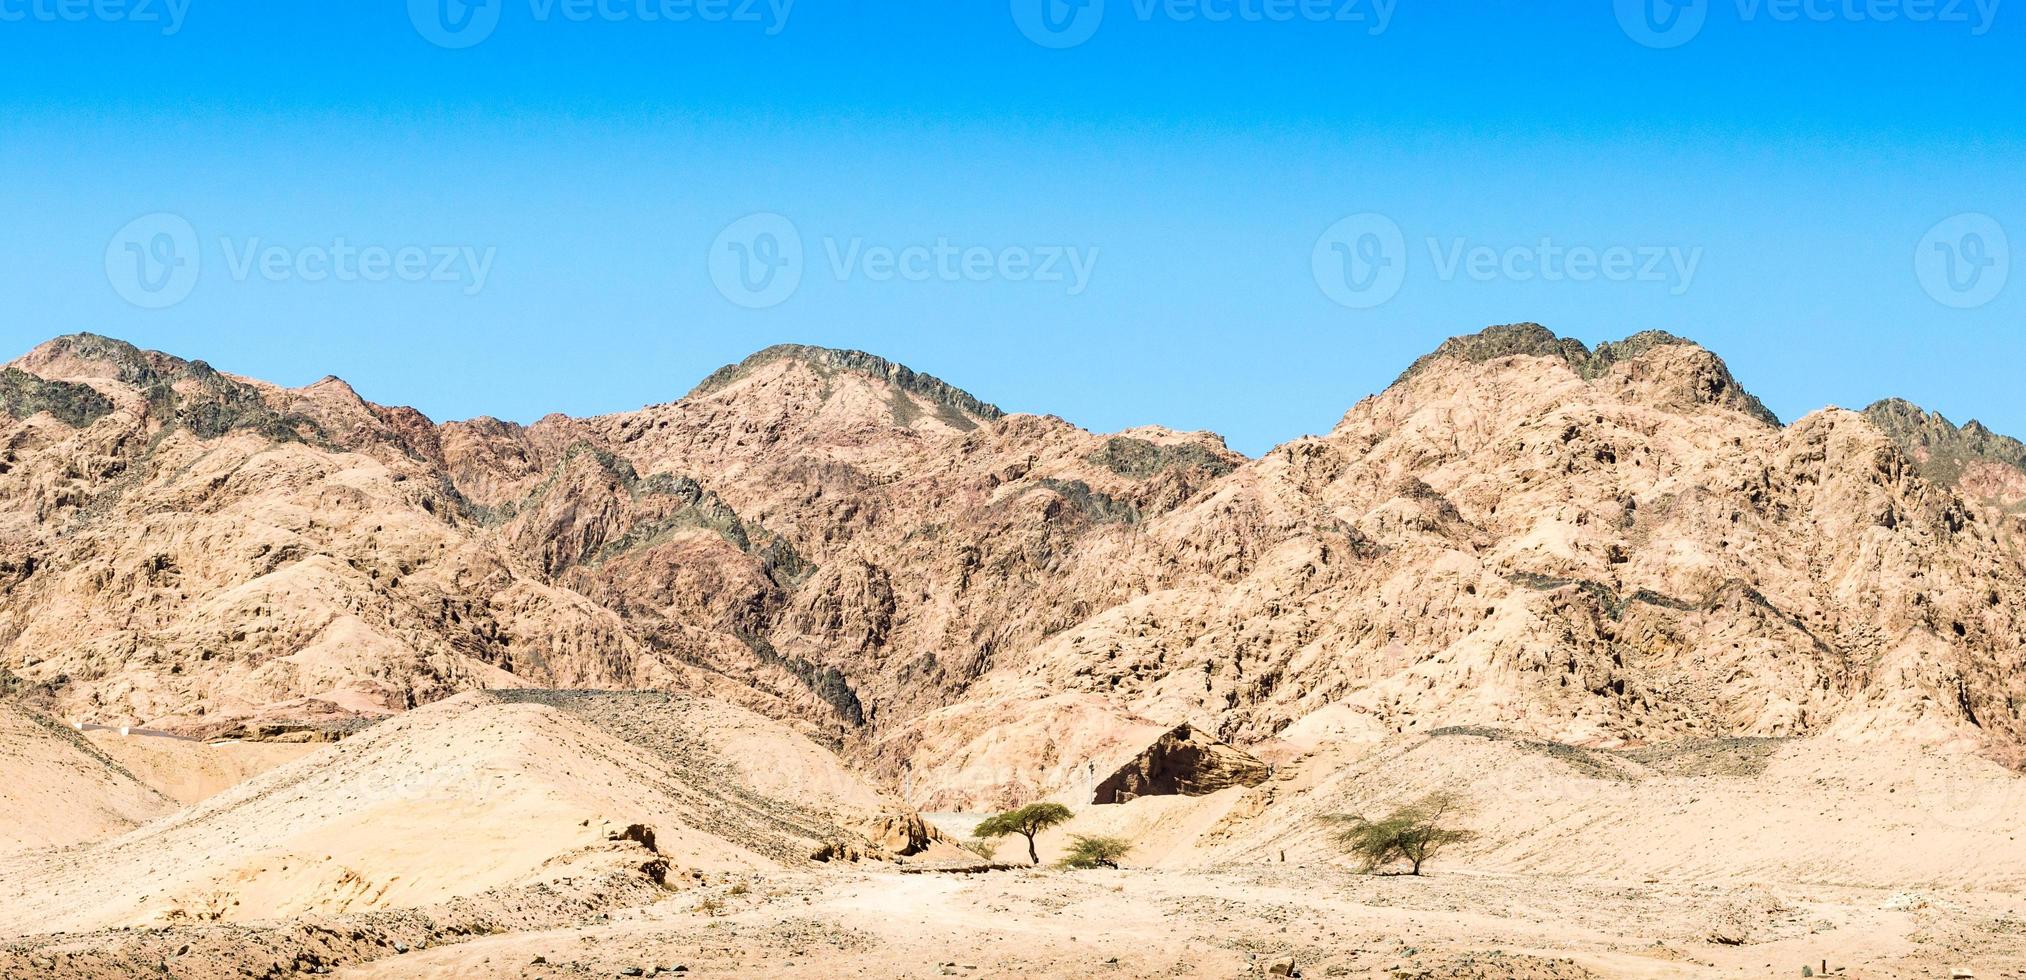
[[1395, 322, 1782, 427], [3, 323, 2025, 800], [16, 333, 327, 442], [689, 344, 1005, 431], [1865, 398, 2026, 512]]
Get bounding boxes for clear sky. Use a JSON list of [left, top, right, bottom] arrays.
[[1, 0, 2019, 455]]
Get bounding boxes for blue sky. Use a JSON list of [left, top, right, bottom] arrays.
[[1, 0, 2019, 454]]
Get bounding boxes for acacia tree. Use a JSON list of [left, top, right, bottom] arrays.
[[1057, 834, 1133, 870], [973, 802, 1073, 865], [1325, 792, 1475, 876]]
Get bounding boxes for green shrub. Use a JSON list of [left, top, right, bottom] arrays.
[[1325, 792, 1475, 876], [1057, 834, 1133, 869]]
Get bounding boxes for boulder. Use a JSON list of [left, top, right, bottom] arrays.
[[1091, 723, 1270, 804]]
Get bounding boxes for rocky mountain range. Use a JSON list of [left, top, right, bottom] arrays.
[[3, 324, 2022, 809]]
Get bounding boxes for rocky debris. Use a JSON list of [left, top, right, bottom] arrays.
[[1701, 888, 1797, 946], [809, 811, 961, 863], [1092, 723, 1271, 804], [608, 823, 659, 853], [1381, 952, 1598, 979], [0, 366, 114, 427], [810, 840, 882, 863], [183, 708, 381, 744], [0, 864, 668, 980], [1086, 435, 1240, 479]]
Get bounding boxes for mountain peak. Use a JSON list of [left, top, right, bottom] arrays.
[[1394, 323, 1779, 426], [1395, 323, 1703, 384], [687, 344, 1005, 424], [1864, 398, 2026, 508], [13, 333, 184, 384], [1393, 322, 1586, 383]]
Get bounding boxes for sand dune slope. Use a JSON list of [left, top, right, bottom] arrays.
[[85, 731, 320, 804], [0, 701, 172, 855], [0, 690, 950, 938], [1034, 732, 2026, 890]]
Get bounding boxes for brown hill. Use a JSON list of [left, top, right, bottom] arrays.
[[2, 325, 2022, 813]]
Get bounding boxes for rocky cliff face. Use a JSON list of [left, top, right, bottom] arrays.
[[3, 326, 2022, 807]]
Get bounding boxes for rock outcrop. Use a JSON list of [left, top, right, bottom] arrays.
[[1091, 723, 1271, 804], [1865, 397, 2026, 512]]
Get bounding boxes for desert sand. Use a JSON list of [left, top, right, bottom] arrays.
[[5, 712, 2025, 978], [3, 326, 2025, 977], [0, 702, 173, 855]]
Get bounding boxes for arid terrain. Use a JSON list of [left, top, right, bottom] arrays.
[[3, 324, 2025, 978]]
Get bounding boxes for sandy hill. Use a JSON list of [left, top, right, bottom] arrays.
[[1, 326, 2023, 813], [0, 700, 172, 854], [0, 690, 953, 939], [83, 731, 317, 805], [1017, 730, 2026, 891]]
